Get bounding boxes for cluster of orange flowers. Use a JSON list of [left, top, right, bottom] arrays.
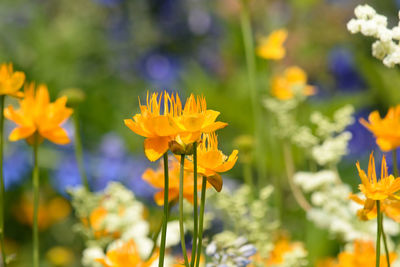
[[126, 92, 238, 194], [317, 240, 397, 267]]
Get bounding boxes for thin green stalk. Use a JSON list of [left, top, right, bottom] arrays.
[[179, 155, 189, 267], [190, 143, 198, 267], [240, 1, 266, 184], [380, 212, 391, 267], [392, 150, 398, 177], [73, 111, 90, 191], [195, 177, 207, 267], [32, 133, 40, 267], [0, 95, 6, 267], [158, 153, 170, 267], [376, 200, 382, 267], [283, 141, 311, 211]]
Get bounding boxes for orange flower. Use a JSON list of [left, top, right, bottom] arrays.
[[0, 63, 25, 97], [266, 237, 305, 265], [360, 105, 400, 152], [96, 239, 158, 267], [13, 195, 71, 230], [270, 66, 316, 100], [173, 94, 228, 148], [349, 193, 400, 222], [185, 133, 238, 192], [324, 240, 396, 267], [142, 157, 205, 206], [4, 83, 73, 145], [256, 29, 288, 60], [356, 153, 400, 200], [124, 91, 182, 162], [85, 206, 123, 239]]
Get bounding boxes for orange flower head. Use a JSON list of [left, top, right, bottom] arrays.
[[267, 237, 304, 265], [334, 240, 396, 267], [185, 133, 238, 192], [270, 66, 316, 100], [96, 239, 158, 267], [356, 152, 400, 200], [124, 91, 182, 162], [173, 94, 228, 146], [4, 83, 73, 145], [256, 29, 288, 60], [360, 106, 400, 152], [349, 193, 400, 222], [142, 157, 205, 206], [0, 63, 25, 97]]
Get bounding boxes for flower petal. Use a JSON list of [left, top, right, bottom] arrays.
[[144, 137, 170, 162], [9, 126, 35, 141], [40, 127, 70, 145]]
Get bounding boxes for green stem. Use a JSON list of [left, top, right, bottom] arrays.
[[392, 150, 398, 177], [380, 211, 391, 267], [240, 1, 266, 184], [179, 155, 189, 267], [73, 111, 90, 191], [0, 95, 6, 267], [195, 177, 207, 267], [158, 153, 170, 267], [282, 141, 311, 211], [32, 133, 40, 267], [376, 200, 382, 267], [190, 143, 198, 267]]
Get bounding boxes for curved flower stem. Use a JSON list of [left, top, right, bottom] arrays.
[[190, 142, 198, 267], [376, 200, 382, 267], [73, 110, 90, 191], [380, 211, 391, 267], [32, 133, 40, 267], [195, 177, 207, 267], [0, 96, 6, 267], [158, 153, 170, 267], [392, 150, 398, 177], [179, 154, 189, 267], [240, 0, 266, 185], [282, 141, 311, 211]]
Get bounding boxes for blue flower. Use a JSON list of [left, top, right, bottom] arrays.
[[4, 144, 30, 190]]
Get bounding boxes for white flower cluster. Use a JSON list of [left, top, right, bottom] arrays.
[[347, 4, 400, 67], [294, 170, 400, 242], [208, 185, 279, 256], [70, 182, 180, 267]]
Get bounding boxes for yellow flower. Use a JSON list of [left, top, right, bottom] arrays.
[[349, 193, 400, 222], [5, 83, 73, 145], [323, 240, 397, 267], [142, 157, 206, 206], [360, 105, 400, 152], [256, 29, 288, 60], [270, 66, 316, 100], [185, 133, 238, 192], [356, 152, 400, 200], [173, 94, 228, 148], [124, 91, 182, 162], [96, 239, 158, 267], [267, 237, 305, 265], [0, 63, 25, 97], [46, 246, 75, 266]]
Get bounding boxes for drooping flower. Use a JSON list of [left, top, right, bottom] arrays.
[[256, 29, 288, 60], [270, 66, 316, 100], [172, 94, 228, 152], [349, 193, 400, 222], [185, 133, 238, 192], [360, 105, 400, 152], [0, 63, 25, 97], [96, 239, 158, 267], [124, 91, 182, 161], [4, 83, 73, 145], [321, 240, 397, 267], [142, 157, 205, 206], [356, 152, 400, 200]]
